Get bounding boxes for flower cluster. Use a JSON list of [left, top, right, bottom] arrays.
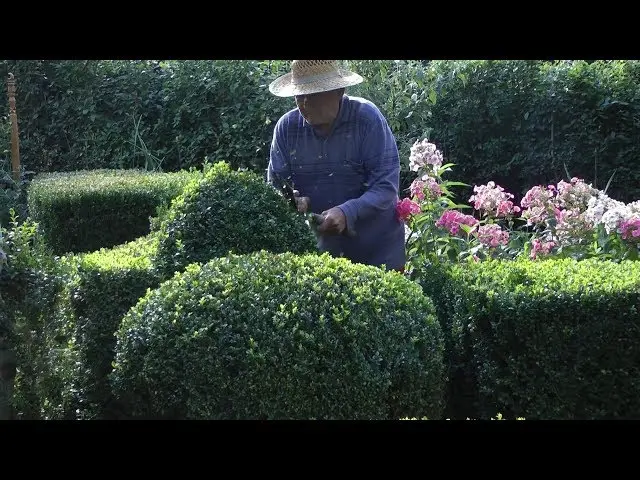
[[409, 139, 443, 173], [476, 224, 509, 248], [398, 137, 639, 269], [520, 185, 556, 226], [434, 210, 478, 236], [530, 238, 555, 259], [555, 177, 598, 211], [620, 218, 640, 242], [410, 175, 441, 201], [469, 181, 520, 218]]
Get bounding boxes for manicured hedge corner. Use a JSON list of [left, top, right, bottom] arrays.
[[150, 161, 318, 278], [443, 257, 640, 420], [27, 168, 200, 254], [110, 251, 445, 420], [56, 234, 162, 419]]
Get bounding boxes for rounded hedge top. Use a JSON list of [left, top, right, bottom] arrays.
[[150, 161, 318, 277], [110, 250, 445, 420]]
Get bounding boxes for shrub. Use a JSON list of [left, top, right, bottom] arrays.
[[55, 234, 161, 419], [27, 168, 199, 254], [429, 257, 640, 420], [0, 211, 65, 419], [19, 161, 319, 419], [110, 251, 445, 420], [426, 59, 640, 204], [0, 60, 291, 174], [151, 161, 318, 277]]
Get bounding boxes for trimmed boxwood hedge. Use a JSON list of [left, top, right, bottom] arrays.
[[110, 251, 446, 420]]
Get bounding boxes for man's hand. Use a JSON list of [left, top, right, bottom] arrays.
[[293, 189, 310, 213], [316, 207, 346, 235]]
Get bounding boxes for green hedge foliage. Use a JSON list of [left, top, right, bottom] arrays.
[[0, 215, 66, 419], [423, 60, 640, 203], [55, 235, 161, 419], [110, 251, 445, 419], [421, 257, 640, 420], [12, 162, 319, 419], [0, 60, 291, 174], [150, 161, 318, 278], [27, 168, 199, 254], [4, 60, 639, 203]]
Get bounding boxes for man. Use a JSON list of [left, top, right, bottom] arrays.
[[266, 60, 406, 272]]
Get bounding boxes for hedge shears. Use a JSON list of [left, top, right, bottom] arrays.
[[272, 172, 356, 238], [272, 172, 324, 228]]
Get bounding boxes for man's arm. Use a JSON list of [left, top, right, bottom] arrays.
[[267, 117, 289, 186], [337, 112, 400, 233]]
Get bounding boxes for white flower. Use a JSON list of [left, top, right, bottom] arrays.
[[409, 139, 443, 172], [601, 204, 634, 234], [627, 200, 640, 215], [584, 191, 625, 225]]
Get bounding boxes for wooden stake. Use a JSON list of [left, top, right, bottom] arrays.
[[7, 73, 20, 182]]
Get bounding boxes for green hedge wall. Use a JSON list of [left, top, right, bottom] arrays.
[[3, 60, 639, 204], [420, 257, 640, 420], [0, 60, 291, 174], [27, 168, 199, 254], [423, 59, 640, 204]]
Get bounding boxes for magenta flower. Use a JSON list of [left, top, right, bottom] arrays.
[[530, 238, 555, 259], [396, 198, 421, 222], [620, 217, 640, 242], [435, 210, 479, 236]]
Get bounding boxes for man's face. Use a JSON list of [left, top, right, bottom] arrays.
[[295, 90, 340, 127]]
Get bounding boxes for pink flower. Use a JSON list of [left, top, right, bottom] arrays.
[[530, 238, 555, 259], [554, 208, 593, 246], [410, 179, 426, 201], [423, 175, 442, 198], [496, 200, 521, 217], [620, 217, 640, 242], [475, 224, 509, 248], [520, 185, 556, 226], [396, 198, 421, 222], [555, 177, 597, 211], [435, 210, 479, 236], [469, 181, 518, 218], [410, 175, 442, 202]]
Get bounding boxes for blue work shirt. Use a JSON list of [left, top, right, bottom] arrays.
[[267, 94, 406, 271]]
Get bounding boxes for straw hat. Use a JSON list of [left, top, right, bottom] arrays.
[[269, 60, 364, 97]]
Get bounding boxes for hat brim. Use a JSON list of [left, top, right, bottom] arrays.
[[268, 69, 364, 97]]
